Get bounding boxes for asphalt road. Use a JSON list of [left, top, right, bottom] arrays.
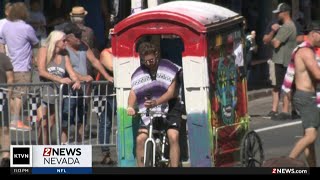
[[249, 96, 320, 167]]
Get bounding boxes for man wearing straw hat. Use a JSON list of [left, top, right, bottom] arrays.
[[69, 6, 95, 50], [70, 6, 98, 79]]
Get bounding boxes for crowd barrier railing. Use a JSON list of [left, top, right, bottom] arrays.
[[0, 81, 116, 150]]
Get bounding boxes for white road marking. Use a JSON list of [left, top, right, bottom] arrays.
[[255, 121, 302, 133]]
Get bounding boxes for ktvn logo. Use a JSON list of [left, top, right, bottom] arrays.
[[10, 145, 33, 167]]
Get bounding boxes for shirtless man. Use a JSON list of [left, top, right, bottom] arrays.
[[288, 26, 320, 167]]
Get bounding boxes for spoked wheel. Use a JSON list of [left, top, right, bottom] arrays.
[[145, 141, 154, 167], [240, 131, 264, 167]]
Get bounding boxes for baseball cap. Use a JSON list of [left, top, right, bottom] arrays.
[[272, 3, 291, 14], [304, 23, 320, 33]]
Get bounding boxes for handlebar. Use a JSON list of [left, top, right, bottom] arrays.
[[136, 110, 167, 118]]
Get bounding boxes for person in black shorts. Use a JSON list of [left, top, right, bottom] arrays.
[[288, 26, 320, 167], [263, 3, 297, 120], [127, 42, 182, 167]]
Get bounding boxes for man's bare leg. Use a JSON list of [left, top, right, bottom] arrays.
[[167, 129, 180, 167], [272, 88, 279, 112], [304, 143, 317, 167], [61, 129, 68, 144], [289, 128, 317, 166], [282, 93, 290, 113], [77, 124, 84, 143], [0, 127, 10, 159], [136, 130, 148, 167], [10, 98, 22, 124]]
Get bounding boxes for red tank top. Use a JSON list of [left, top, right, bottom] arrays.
[[96, 48, 112, 81]]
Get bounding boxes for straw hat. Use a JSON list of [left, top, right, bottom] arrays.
[[70, 6, 88, 16]]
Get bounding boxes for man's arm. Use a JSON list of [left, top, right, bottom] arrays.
[[263, 31, 276, 45], [100, 50, 113, 72], [263, 23, 280, 45], [27, 25, 39, 47], [127, 89, 137, 116], [271, 37, 281, 49], [86, 48, 114, 82], [156, 77, 177, 105], [144, 77, 177, 108], [300, 48, 320, 80], [272, 24, 294, 49], [64, 56, 82, 90], [72, 70, 93, 82], [0, 44, 6, 54], [0, 30, 6, 53]]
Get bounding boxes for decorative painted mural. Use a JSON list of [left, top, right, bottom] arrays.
[[216, 53, 237, 125], [208, 29, 248, 166]]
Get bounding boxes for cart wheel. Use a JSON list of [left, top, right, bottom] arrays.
[[240, 131, 264, 167]]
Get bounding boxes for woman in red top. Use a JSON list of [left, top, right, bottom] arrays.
[[96, 28, 115, 165]]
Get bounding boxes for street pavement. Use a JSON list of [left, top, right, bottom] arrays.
[[249, 96, 320, 167]]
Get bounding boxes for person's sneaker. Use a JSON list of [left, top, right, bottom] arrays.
[[264, 111, 278, 119], [16, 121, 32, 131], [0, 158, 10, 167], [9, 123, 18, 130], [272, 112, 291, 121]]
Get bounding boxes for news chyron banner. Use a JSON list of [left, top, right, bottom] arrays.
[[10, 145, 92, 175]]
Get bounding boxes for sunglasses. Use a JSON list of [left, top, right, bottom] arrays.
[[142, 58, 157, 65]]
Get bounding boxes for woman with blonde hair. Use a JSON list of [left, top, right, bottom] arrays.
[[37, 30, 81, 145]]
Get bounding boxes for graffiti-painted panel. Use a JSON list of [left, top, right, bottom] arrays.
[[208, 28, 248, 167]]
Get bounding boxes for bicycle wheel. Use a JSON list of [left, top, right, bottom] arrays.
[[240, 131, 264, 167], [145, 141, 154, 167]]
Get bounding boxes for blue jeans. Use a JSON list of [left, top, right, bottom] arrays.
[[99, 96, 116, 153], [62, 95, 87, 128]]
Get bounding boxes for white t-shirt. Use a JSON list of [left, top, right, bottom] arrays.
[[0, 18, 10, 56], [0, 18, 8, 36]]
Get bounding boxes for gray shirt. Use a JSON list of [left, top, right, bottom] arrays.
[[66, 45, 88, 76], [272, 20, 297, 67], [41, 56, 66, 104]]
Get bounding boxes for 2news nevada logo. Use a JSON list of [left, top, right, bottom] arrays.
[[42, 147, 81, 165], [10, 145, 33, 167], [32, 145, 92, 167]]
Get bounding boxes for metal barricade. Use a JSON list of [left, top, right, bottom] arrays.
[[0, 82, 61, 148], [1, 81, 117, 161], [58, 81, 117, 148], [0, 86, 10, 156]]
